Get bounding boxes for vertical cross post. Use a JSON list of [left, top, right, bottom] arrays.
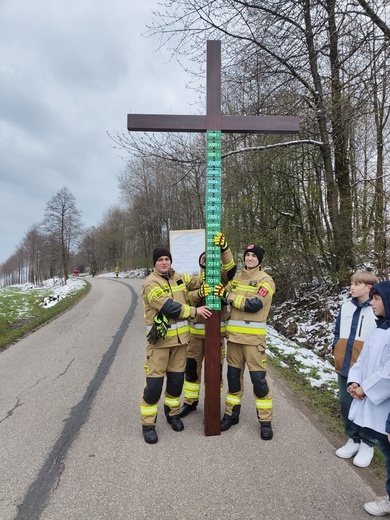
[[203, 41, 223, 435], [127, 40, 299, 436]]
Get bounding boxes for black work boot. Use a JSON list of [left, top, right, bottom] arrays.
[[142, 425, 158, 444], [167, 415, 184, 431], [220, 414, 239, 432], [260, 421, 273, 440], [179, 401, 198, 418]]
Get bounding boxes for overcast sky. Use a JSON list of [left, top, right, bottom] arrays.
[[0, 1, 202, 264]]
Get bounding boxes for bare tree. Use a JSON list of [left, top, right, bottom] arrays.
[[354, 0, 390, 38], [20, 225, 46, 284], [42, 187, 83, 281], [116, 143, 206, 266], [370, 40, 390, 276], [0, 249, 25, 285], [143, 0, 389, 282]]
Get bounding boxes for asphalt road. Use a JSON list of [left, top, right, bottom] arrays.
[[0, 277, 385, 520]]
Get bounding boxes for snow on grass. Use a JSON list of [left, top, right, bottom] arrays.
[[0, 277, 88, 320], [267, 325, 338, 394], [94, 269, 146, 279], [38, 277, 87, 307]]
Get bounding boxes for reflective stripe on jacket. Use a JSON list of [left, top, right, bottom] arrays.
[[142, 268, 202, 347], [226, 320, 267, 336], [147, 320, 190, 338], [226, 266, 275, 346]]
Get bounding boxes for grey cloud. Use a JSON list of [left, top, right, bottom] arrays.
[[0, 1, 199, 264]]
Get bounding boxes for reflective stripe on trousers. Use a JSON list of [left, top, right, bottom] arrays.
[[164, 395, 180, 408], [140, 403, 158, 417], [255, 397, 273, 410], [183, 380, 200, 400], [225, 393, 273, 422], [226, 393, 242, 406]]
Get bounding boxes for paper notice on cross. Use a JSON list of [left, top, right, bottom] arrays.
[[169, 229, 205, 275]]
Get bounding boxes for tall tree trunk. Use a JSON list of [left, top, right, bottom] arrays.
[[372, 52, 389, 277], [304, 0, 354, 281]]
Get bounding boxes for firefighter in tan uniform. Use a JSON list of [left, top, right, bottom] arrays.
[[179, 233, 236, 418], [140, 247, 212, 444], [214, 244, 275, 440]]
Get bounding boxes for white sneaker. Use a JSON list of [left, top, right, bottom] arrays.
[[364, 496, 390, 516], [353, 442, 374, 467], [335, 438, 360, 458]]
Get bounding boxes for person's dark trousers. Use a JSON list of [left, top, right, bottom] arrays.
[[360, 426, 390, 496], [338, 374, 376, 447], [378, 436, 390, 497]]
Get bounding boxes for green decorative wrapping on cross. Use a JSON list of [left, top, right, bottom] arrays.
[[127, 40, 299, 436], [205, 130, 222, 311]]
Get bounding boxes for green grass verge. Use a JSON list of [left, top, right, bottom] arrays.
[[267, 346, 387, 483], [0, 280, 90, 351]]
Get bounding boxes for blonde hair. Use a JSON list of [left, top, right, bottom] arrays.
[[350, 271, 379, 286]]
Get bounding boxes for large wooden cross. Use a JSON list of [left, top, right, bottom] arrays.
[[128, 40, 299, 436]]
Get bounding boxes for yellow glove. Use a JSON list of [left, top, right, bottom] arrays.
[[198, 283, 211, 298], [214, 283, 229, 299], [147, 313, 169, 344], [214, 232, 228, 251]]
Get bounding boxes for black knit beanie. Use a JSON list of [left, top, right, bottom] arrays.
[[199, 251, 206, 269], [243, 244, 265, 266], [153, 247, 172, 265]]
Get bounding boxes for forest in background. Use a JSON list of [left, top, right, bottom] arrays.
[[1, 1, 389, 303]]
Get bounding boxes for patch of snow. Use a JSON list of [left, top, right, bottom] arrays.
[[267, 325, 338, 393], [93, 269, 147, 279], [37, 278, 87, 308]]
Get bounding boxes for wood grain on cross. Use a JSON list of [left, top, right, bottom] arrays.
[[127, 40, 299, 436]]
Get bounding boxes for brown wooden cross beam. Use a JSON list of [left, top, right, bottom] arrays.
[[127, 40, 299, 436], [128, 43, 299, 135]]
